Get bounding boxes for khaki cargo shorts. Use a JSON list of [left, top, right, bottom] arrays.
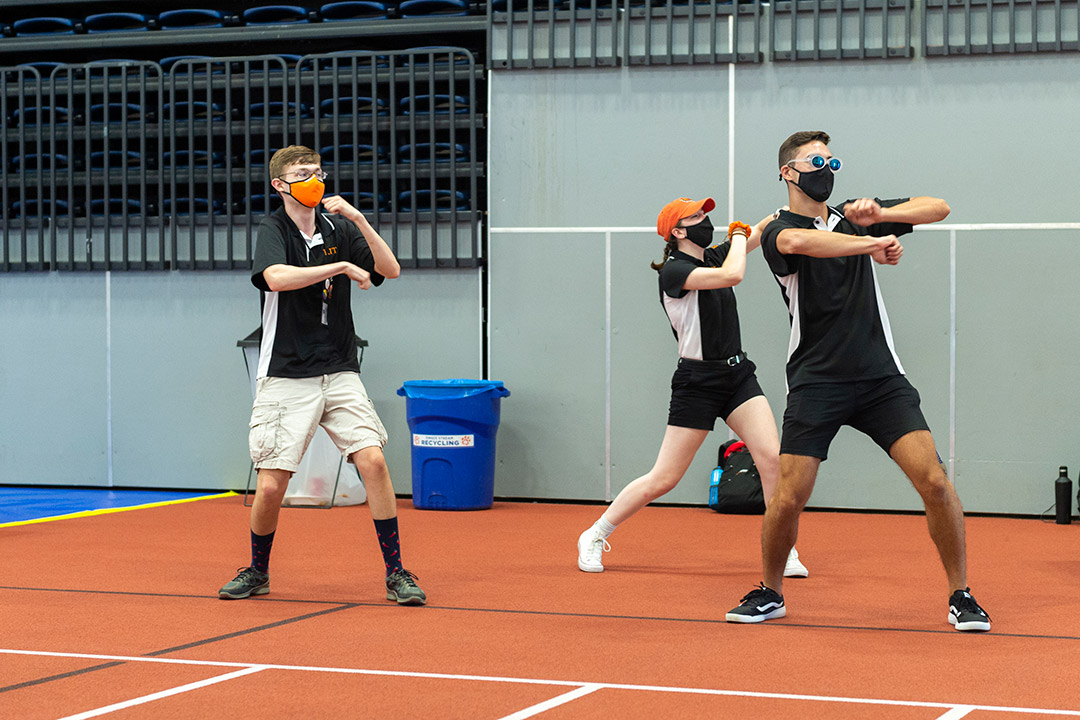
[[248, 372, 388, 472]]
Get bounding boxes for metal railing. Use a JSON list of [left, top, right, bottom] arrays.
[[489, 0, 620, 68], [624, 0, 764, 65], [771, 0, 913, 60], [1, 49, 483, 272], [923, 0, 1080, 55]]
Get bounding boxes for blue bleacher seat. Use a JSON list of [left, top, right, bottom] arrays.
[[318, 144, 387, 165], [398, 143, 469, 163], [157, 9, 228, 29], [397, 0, 470, 16], [16, 62, 64, 79], [397, 189, 470, 211], [242, 5, 311, 24], [403, 48, 472, 66], [89, 151, 142, 168], [240, 194, 284, 213], [89, 103, 143, 123], [318, 96, 388, 116], [160, 56, 218, 74], [244, 55, 301, 74], [163, 101, 225, 121], [9, 106, 69, 126], [312, 52, 390, 70], [163, 150, 226, 168], [12, 17, 75, 36], [90, 198, 143, 216], [320, 2, 389, 20], [400, 94, 470, 115], [163, 198, 225, 215], [84, 13, 151, 33], [335, 191, 389, 213], [249, 101, 310, 119], [10, 153, 70, 171], [10, 199, 70, 217], [239, 148, 283, 166]]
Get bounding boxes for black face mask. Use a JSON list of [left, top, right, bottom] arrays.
[[789, 166, 834, 202], [681, 216, 714, 248]]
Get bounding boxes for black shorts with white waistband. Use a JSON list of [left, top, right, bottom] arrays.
[[780, 374, 931, 460], [667, 353, 765, 431]]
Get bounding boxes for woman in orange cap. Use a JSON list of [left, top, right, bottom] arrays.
[[576, 198, 808, 579]]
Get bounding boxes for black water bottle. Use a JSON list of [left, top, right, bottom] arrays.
[[1055, 466, 1073, 525]]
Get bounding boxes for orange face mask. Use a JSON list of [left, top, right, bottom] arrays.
[[282, 174, 325, 208]]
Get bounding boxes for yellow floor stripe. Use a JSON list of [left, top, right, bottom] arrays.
[[0, 491, 238, 529]]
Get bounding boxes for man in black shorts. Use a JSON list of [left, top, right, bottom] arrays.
[[725, 131, 991, 631]]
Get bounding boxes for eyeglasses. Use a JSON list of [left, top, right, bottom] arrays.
[[786, 154, 842, 173], [280, 168, 328, 182]]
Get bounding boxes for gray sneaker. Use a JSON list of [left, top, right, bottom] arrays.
[[219, 567, 270, 600], [386, 569, 426, 605]]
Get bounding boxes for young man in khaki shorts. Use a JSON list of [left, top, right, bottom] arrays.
[[219, 145, 426, 605]]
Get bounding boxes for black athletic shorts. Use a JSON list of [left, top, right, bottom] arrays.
[[667, 355, 765, 431], [780, 374, 930, 460]]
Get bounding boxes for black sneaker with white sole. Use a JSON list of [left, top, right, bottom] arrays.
[[949, 587, 991, 632], [726, 583, 786, 623]]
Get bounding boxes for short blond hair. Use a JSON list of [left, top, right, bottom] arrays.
[[269, 145, 321, 179]]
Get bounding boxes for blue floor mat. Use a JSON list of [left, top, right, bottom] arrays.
[[0, 486, 228, 525]]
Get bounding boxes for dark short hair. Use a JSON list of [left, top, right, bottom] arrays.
[[778, 131, 831, 169], [269, 145, 321, 179]]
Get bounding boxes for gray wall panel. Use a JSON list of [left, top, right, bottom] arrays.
[[351, 268, 483, 496], [955, 231, 1080, 514], [0, 268, 481, 493], [490, 51, 1078, 513], [490, 232, 606, 500], [110, 272, 253, 490], [0, 274, 108, 486], [490, 67, 731, 228], [608, 232, 697, 503]]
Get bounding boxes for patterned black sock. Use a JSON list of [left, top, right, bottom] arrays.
[[250, 530, 275, 573], [373, 517, 403, 576]]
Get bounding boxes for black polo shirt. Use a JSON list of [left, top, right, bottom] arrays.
[[251, 207, 384, 379], [760, 198, 913, 389], [658, 243, 742, 361]]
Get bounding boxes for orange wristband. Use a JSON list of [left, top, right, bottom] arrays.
[[728, 221, 752, 239]]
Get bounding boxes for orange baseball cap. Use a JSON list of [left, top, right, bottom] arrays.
[[657, 197, 716, 239]]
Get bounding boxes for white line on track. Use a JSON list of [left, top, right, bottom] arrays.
[[53, 666, 266, 720], [936, 706, 977, 719], [496, 684, 603, 720], [4, 649, 1079, 717]]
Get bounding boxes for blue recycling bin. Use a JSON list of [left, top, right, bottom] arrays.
[[397, 379, 510, 510]]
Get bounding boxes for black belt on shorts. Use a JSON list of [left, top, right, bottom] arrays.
[[679, 351, 747, 368]]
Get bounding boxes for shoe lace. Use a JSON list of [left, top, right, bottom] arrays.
[[393, 569, 420, 588], [235, 566, 259, 579], [584, 535, 610, 561], [953, 590, 990, 620], [739, 583, 775, 604]]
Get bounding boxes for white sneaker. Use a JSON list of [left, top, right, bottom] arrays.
[[784, 547, 808, 578], [577, 527, 610, 573]]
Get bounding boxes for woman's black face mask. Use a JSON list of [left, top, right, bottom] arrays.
[[681, 216, 714, 248]]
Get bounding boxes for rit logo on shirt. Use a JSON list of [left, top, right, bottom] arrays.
[[323, 246, 338, 256]]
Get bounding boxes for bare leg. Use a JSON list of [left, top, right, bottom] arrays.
[[350, 446, 396, 520], [724, 396, 781, 504], [889, 430, 967, 592], [250, 468, 292, 535], [762, 454, 819, 593], [603, 425, 710, 526]]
